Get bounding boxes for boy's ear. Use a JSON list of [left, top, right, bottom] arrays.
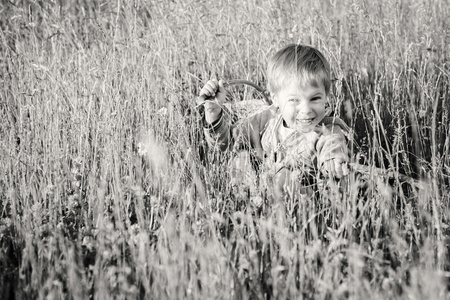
[[325, 101, 332, 116], [271, 93, 279, 107]]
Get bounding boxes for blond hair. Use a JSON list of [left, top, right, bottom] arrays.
[[267, 44, 331, 96]]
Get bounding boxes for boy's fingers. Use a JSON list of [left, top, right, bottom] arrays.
[[197, 81, 218, 105], [321, 159, 349, 179], [197, 90, 211, 105], [203, 85, 216, 97], [218, 79, 225, 92], [204, 81, 221, 97], [197, 79, 226, 107], [206, 79, 218, 91]]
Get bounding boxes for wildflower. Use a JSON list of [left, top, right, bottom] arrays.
[[157, 107, 168, 116]]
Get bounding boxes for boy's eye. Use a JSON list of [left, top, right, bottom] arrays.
[[288, 98, 299, 103], [311, 96, 322, 102]]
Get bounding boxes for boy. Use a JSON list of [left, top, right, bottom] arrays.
[[197, 44, 350, 200]]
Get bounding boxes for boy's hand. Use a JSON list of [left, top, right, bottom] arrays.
[[321, 158, 349, 179], [197, 79, 226, 124]]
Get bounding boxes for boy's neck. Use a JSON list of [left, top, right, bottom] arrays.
[[277, 119, 296, 142]]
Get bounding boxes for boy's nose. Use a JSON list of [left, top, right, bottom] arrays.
[[296, 100, 313, 116]]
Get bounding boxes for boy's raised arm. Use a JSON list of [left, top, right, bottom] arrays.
[[197, 79, 234, 152], [197, 79, 269, 155], [197, 79, 226, 124]]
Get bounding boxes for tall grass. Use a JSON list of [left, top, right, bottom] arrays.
[[0, 0, 449, 299]]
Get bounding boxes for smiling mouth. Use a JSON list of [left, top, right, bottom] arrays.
[[296, 118, 314, 124]]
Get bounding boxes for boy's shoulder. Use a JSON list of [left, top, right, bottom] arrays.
[[232, 100, 275, 119], [230, 103, 278, 143], [230, 101, 276, 125], [245, 104, 278, 130]]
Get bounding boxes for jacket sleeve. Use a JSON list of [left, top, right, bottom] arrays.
[[202, 105, 272, 154], [202, 107, 236, 152], [315, 123, 349, 167]]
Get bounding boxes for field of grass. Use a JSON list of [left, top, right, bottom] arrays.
[[1, 0, 449, 299]]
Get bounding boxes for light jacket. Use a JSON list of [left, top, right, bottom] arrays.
[[203, 104, 350, 177]]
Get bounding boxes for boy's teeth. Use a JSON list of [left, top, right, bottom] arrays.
[[297, 118, 313, 123]]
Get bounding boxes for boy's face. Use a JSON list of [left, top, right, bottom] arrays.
[[273, 80, 327, 133]]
